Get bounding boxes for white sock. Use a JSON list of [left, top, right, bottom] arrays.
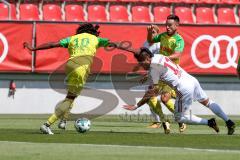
[[151, 109, 161, 122], [178, 114, 208, 125], [208, 101, 229, 121]]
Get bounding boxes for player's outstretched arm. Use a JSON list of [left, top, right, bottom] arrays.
[[123, 85, 158, 111], [108, 41, 140, 55], [23, 42, 61, 51]]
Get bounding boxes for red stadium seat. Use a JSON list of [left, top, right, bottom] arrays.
[[132, 5, 151, 22], [88, 4, 107, 22], [174, 6, 194, 24], [65, 4, 85, 21], [98, 0, 121, 1], [178, 0, 199, 3], [199, 0, 221, 4], [19, 4, 39, 20], [217, 7, 236, 24], [110, 5, 129, 22], [120, 0, 140, 2], [239, 8, 240, 21], [0, 3, 17, 20], [196, 7, 215, 24], [43, 4, 62, 21], [140, 0, 165, 2], [153, 6, 171, 23], [221, 0, 240, 4]]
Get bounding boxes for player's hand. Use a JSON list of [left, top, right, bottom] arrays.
[[147, 25, 154, 34], [151, 25, 160, 34], [123, 105, 138, 111], [23, 42, 34, 51]]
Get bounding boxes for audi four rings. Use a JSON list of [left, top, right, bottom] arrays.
[[191, 35, 240, 69], [0, 33, 8, 64]]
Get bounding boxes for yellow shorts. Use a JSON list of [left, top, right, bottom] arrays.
[[65, 59, 90, 95], [157, 81, 176, 98]]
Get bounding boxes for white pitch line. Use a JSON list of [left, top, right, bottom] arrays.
[[0, 141, 240, 153]]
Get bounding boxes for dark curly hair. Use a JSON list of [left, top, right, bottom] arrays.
[[76, 23, 100, 36], [134, 47, 154, 62]]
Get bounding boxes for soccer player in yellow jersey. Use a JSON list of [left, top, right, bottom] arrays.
[[146, 15, 186, 133], [24, 23, 118, 134]]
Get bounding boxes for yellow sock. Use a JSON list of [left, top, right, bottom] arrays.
[[62, 103, 74, 120], [55, 98, 74, 118], [165, 99, 175, 113], [148, 97, 165, 121], [46, 98, 74, 126], [47, 113, 58, 125]]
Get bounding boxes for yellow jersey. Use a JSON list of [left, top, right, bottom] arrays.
[[59, 33, 109, 60]]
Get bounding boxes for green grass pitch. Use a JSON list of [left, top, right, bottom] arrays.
[[0, 115, 239, 160]]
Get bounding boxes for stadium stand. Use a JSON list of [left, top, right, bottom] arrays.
[[19, 4, 39, 21], [120, 0, 140, 2], [239, 8, 240, 23], [87, 4, 107, 22], [140, 0, 166, 2], [132, 5, 151, 22], [174, 6, 194, 23], [109, 4, 129, 22], [153, 5, 171, 23], [43, 4, 62, 21], [199, 0, 221, 4], [0, 3, 17, 20], [196, 6, 215, 24], [179, 0, 200, 3], [65, 4, 85, 21], [0, 0, 239, 24], [217, 7, 236, 24], [221, 0, 240, 4]]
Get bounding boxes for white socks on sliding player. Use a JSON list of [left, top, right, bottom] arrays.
[[176, 114, 208, 125], [208, 101, 229, 122]]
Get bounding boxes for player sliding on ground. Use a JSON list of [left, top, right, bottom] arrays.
[[24, 23, 121, 135], [141, 15, 186, 132], [122, 47, 236, 135]]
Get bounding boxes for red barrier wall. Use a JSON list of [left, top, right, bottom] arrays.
[[0, 22, 239, 75], [0, 23, 32, 71]]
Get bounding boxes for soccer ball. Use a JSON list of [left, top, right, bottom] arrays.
[[74, 118, 91, 133]]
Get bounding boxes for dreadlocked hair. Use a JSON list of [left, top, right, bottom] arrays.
[[76, 23, 100, 36]]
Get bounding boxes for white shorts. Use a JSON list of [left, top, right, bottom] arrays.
[[174, 75, 208, 114]]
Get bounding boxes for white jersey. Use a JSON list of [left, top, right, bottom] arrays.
[[150, 54, 185, 88], [143, 41, 160, 55], [150, 54, 208, 113]]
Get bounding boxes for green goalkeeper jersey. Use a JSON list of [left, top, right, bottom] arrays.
[[153, 32, 184, 64]]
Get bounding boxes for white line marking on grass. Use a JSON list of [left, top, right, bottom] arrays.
[[1, 141, 240, 153]]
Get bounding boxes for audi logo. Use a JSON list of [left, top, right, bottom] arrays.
[[191, 35, 240, 69], [0, 33, 8, 64]]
